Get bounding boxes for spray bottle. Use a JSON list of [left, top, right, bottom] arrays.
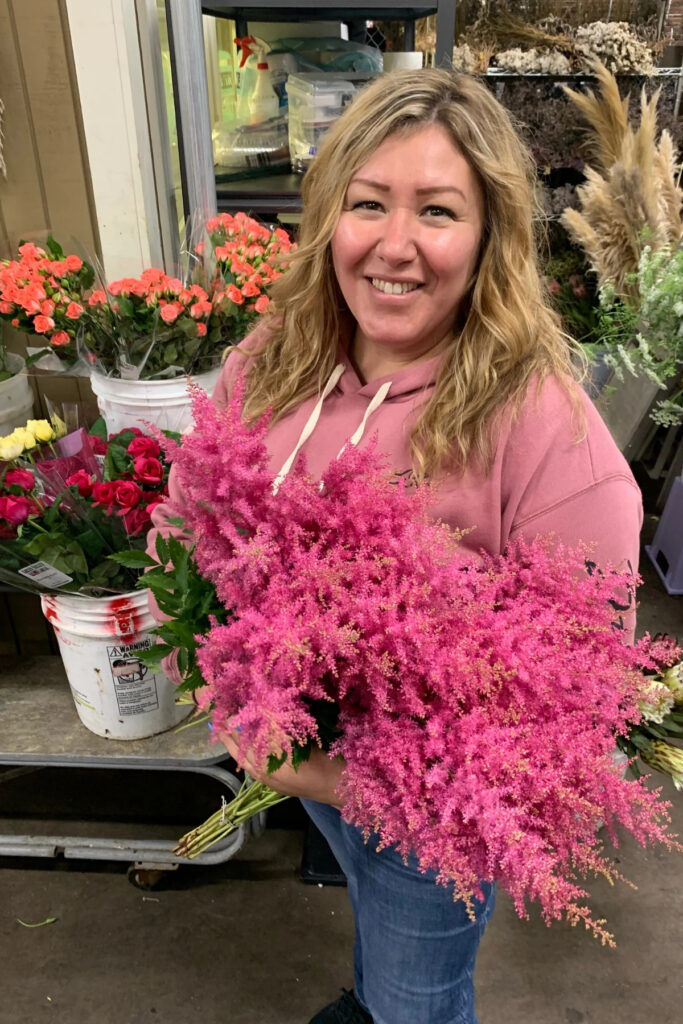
[[235, 35, 279, 124]]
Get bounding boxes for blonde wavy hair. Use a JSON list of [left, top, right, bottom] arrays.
[[240, 69, 584, 479]]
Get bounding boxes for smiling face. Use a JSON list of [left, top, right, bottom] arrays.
[[331, 123, 485, 370]]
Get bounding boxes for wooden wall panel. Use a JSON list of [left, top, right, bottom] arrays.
[[0, 0, 99, 258], [0, 0, 49, 248]]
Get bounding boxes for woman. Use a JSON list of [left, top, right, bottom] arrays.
[[150, 70, 642, 1024]]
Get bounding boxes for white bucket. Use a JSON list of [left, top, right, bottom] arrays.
[[41, 589, 191, 740], [90, 365, 222, 436], [0, 352, 35, 436]]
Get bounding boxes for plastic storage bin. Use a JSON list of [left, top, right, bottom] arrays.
[[646, 476, 683, 596], [286, 72, 376, 172]]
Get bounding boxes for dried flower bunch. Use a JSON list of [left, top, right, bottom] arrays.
[[561, 63, 683, 295], [455, 10, 660, 75], [574, 21, 655, 75], [494, 46, 572, 73]]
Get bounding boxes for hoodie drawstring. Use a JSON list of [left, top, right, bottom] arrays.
[[272, 364, 392, 494]]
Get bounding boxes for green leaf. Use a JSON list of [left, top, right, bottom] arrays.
[[117, 295, 135, 318], [155, 533, 170, 566], [108, 444, 130, 477], [88, 417, 107, 441], [46, 234, 64, 258], [630, 731, 655, 754], [25, 348, 54, 367], [266, 751, 287, 773], [167, 536, 189, 591], [290, 743, 312, 770], [164, 342, 178, 365], [137, 644, 172, 668], [108, 550, 158, 569]]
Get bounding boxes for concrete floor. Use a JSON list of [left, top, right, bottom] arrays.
[[0, 514, 681, 1024]]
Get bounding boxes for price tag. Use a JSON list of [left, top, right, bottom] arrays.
[[18, 561, 73, 588]]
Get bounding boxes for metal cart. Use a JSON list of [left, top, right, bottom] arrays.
[[0, 656, 260, 886]]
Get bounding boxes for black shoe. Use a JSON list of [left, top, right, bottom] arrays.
[[308, 988, 373, 1024]]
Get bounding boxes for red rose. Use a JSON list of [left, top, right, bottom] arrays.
[[3, 468, 36, 492], [110, 426, 144, 440], [127, 436, 160, 459], [133, 456, 163, 485], [144, 495, 165, 515], [92, 481, 118, 509], [122, 505, 152, 537], [114, 479, 142, 513], [66, 469, 95, 498], [0, 495, 38, 526], [91, 437, 108, 456]]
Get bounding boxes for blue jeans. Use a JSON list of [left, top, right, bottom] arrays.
[[302, 799, 495, 1024]]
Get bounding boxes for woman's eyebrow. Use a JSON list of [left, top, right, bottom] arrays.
[[415, 185, 467, 200], [348, 178, 466, 202]]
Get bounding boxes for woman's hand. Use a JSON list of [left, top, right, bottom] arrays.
[[218, 730, 345, 808]]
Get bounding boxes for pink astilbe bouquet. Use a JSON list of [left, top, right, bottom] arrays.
[[159, 384, 680, 944]]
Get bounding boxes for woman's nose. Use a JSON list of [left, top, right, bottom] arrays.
[[375, 210, 418, 265]]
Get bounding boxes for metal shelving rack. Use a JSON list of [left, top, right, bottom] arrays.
[[0, 657, 262, 881], [164, 0, 457, 221]]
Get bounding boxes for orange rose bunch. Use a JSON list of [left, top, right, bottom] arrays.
[[86, 267, 217, 378], [206, 211, 294, 326], [0, 237, 95, 365]]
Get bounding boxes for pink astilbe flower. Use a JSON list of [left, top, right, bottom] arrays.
[[161, 384, 681, 944]]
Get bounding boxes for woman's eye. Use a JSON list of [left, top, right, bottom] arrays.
[[423, 205, 456, 219], [350, 200, 384, 212]]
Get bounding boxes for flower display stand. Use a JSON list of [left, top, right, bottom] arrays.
[[0, 656, 264, 882]]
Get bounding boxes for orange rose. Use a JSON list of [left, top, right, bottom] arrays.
[[226, 284, 244, 305], [34, 314, 55, 333]]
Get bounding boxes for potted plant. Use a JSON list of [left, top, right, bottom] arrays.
[[0, 416, 189, 739]]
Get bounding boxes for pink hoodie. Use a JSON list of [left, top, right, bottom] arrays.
[[148, 335, 642, 677], [210, 342, 640, 561]]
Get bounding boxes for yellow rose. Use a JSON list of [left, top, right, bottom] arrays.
[[13, 427, 37, 451], [26, 418, 55, 443], [0, 432, 25, 461], [50, 413, 67, 439]]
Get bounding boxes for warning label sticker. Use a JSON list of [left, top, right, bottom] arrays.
[[106, 639, 160, 717]]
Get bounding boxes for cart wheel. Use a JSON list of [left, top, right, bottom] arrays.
[[127, 864, 174, 891]]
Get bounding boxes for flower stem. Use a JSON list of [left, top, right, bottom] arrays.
[[173, 780, 288, 858]]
